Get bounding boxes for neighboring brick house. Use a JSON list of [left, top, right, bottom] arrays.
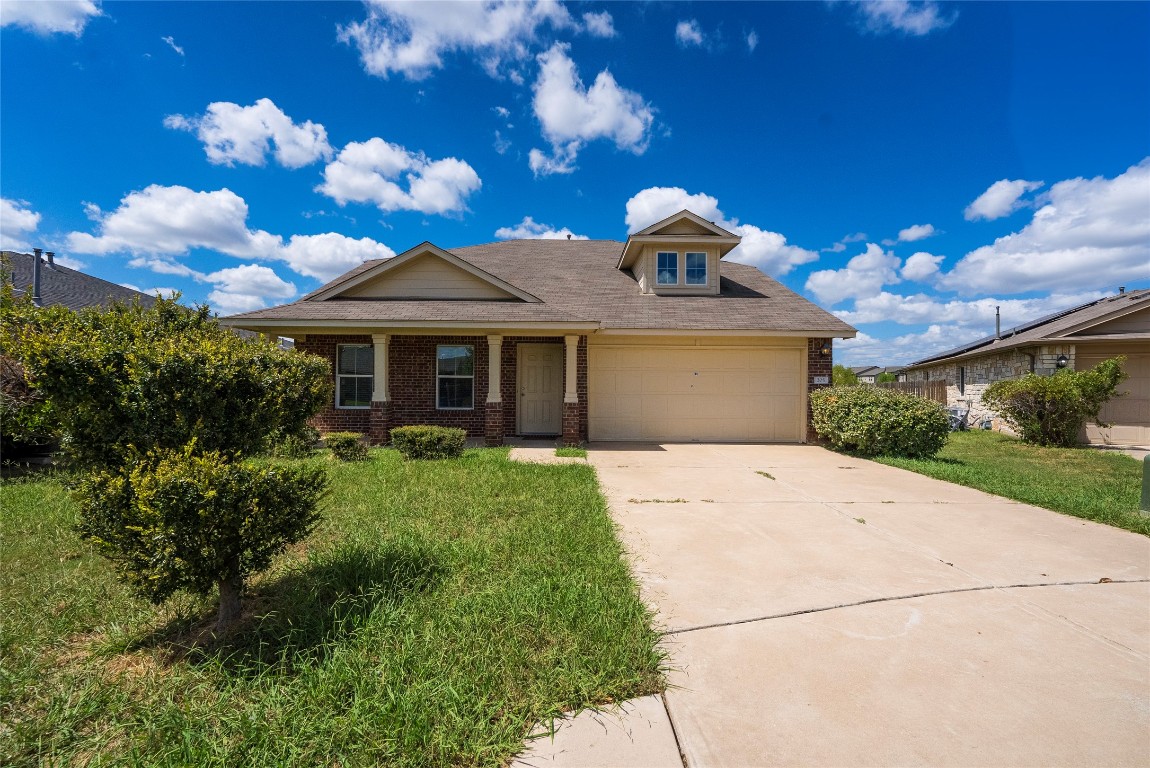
[[902, 289, 1150, 445], [222, 210, 856, 446]]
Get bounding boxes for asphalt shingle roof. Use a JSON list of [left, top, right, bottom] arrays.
[[3, 250, 157, 311], [227, 239, 855, 335]]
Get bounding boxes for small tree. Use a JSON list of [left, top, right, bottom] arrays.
[[876, 372, 898, 384], [832, 364, 859, 386], [75, 446, 326, 632], [982, 357, 1127, 447], [15, 297, 335, 631]]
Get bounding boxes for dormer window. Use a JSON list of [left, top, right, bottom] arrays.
[[657, 252, 678, 284], [685, 252, 707, 285]]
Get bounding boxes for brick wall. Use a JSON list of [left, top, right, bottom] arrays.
[[807, 338, 833, 442], [297, 333, 588, 443]]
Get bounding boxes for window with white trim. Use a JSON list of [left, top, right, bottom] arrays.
[[656, 251, 678, 285], [437, 345, 474, 409], [685, 252, 707, 285], [337, 344, 373, 408]]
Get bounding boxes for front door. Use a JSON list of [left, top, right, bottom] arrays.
[[518, 343, 563, 435]]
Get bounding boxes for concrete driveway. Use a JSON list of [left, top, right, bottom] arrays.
[[515, 443, 1150, 767]]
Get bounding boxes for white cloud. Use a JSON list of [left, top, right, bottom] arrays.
[[582, 10, 616, 38], [624, 186, 819, 277], [964, 178, 1044, 221], [493, 105, 511, 119], [836, 324, 981, 366], [281, 233, 395, 282], [66, 184, 392, 285], [943, 158, 1150, 294], [746, 29, 759, 52], [835, 290, 1107, 328], [900, 251, 943, 282], [850, 1, 955, 36], [165, 98, 332, 169], [161, 35, 184, 57], [0, 197, 41, 252], [822, 232, 867, 253], [675, 19, 705, 47], [494, 216, 588, 240], [493, 130, 512, 155], [897, 223, 936, 242], [0, 0, 100, 35], [529, 43, 655, 176], [317, 137, 481, 215], [805, 243, 901, 306], [66, 185, 282, 259], [205, 264, 296, 314], [338, 0, 574, 81]]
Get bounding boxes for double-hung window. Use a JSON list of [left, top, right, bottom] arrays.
[[437, 345, 474, 409], [656, 252, 678, 285], [337, 344, 373, 408], [685, 252, 707, 285]]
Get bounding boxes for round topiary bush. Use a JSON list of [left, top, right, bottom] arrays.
[[810, 386, 949, 458]]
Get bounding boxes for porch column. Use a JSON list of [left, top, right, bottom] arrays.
[[485, 335, 504, 446], [562, 335, 580, 445], [369, 334, 391, 445]]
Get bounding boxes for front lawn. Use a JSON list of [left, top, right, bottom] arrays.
[[874, 431, 1148, 536], [0, 448, 663, 767]]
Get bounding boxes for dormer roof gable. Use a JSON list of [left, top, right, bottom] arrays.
[[618, 209, 741, 269], [307, 241, 541, 303]]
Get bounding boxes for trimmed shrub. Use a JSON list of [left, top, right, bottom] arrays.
[[982, 357, 1127, 447], [273, 425, 320, 459], [391, 425, 467, 460], [74, 446, 327, 632], [325, 431, 369, 461], [811, 386, 949, 458]]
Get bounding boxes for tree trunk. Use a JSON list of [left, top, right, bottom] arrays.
[[215, 571, 243, 634]]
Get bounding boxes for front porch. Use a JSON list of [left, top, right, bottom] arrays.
[[297, 333, 588, 447]]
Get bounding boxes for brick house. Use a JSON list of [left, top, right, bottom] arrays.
[[902, 289, 1150, 445], [221, 210, 855, 446]]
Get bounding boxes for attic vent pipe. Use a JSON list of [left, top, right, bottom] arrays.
[[46, 251, 55, 266], [995, 306, 1000, 340], [32, 247, 43, 308], [1119, 286, 1125, 294]]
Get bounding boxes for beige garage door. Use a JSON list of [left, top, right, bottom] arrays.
[[588, 346, 804, 442], [1079, 347, 1150, 445]]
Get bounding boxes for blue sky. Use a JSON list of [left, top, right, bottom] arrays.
[[2, 0, 1147, 365]]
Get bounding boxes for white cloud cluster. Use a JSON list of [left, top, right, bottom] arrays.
[[963, 178, 1044, 221], [822, 232, 867, 253], [897, 223, 935, 242], [805, 243, 902, 306], [0, 0, 100, 36], [0, 197, 41, 252], [317, 138, 481, 215], [850, 0, 955, 36], [529, 43, 655, 176], [675, 19, 705, 47], [161, 35, 184, 57], [900, 251, 944, 282], [746, 29, 759, 52], [494, 216, 588, 240], [65, 184, 396, 312], [165, 98, 333, 169], [339, 0, 595, 81], [944, 158, 1150, 294], [837, 324, 982, 366], [835, 290, 1106, 328], [624, 187, 819, 277]]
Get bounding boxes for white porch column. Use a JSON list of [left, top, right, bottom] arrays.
[[487, 335, 503, 403], [371, 333, 390, 402], [564, 335, 579, 404]]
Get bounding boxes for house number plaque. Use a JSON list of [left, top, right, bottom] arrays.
[[812, 375, 829, 385]]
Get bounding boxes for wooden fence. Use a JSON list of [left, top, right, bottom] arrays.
[[876, 380, 947, 404]]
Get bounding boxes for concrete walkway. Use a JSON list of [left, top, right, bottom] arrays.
[[514, 443, 1150, 767]]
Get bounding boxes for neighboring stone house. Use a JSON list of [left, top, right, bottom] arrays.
[[2, 249, 157, 310], [222, 210, 856, 446], [851, 365, 902, 384], [902, 289, 1150, 445]]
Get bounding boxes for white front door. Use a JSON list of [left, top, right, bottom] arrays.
[[518, 343, 563, 434]]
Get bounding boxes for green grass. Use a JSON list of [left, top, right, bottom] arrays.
[[0, 448, 664, 767], [873, 431, 1148, 535], [554, 446, 587, 459]]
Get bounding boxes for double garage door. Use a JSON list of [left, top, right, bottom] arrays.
[[588, 345, 804, 442], [1079, 344, 1150, 445]]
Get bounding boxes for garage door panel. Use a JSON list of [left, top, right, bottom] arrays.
[[589, 345, 802, 442], [1078, 350, 1149, 445]]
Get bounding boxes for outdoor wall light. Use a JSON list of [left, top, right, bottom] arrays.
[[819, 341, 832, 356], [1056, 354, 1069, 368]]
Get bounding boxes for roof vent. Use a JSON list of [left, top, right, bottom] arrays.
[[46, 251, 55, 266], [1118, 286, 1125, 294], [566, 234, 571, 240], [995, 305, 1000, 340]]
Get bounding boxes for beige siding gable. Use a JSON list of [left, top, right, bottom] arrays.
[[653, 219, 717, 236], [1072, 306, 1150, 336], [341, 253, 517, 300]]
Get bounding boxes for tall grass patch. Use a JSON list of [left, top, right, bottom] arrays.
[[0, 448, 663, 767]]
